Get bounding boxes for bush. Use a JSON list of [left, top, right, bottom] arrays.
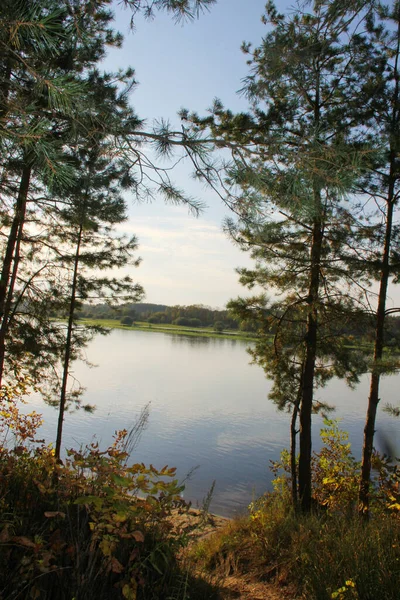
[[173, 317, 191, 327], [213, 321, 224, 333], [188, 318, 202, 327], [120, 316, 134, 326], [195, 486, 400, 600], [147, 312, 170, 324], [192, 422, 400, 600], [0, 437, 189, 599], [0, 385, 217, 600], [147, 315, 159, 323]]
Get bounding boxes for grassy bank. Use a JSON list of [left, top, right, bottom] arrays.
[[187, 422, 400, 600], [78, 319, 382, 352], [189, 498, 400, 600], [80, 318, 258, 341]]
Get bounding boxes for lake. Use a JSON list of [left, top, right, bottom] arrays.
[[25, 328, 400, 517]]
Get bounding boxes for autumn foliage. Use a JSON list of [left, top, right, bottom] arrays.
[[0, 387, 191, 600]]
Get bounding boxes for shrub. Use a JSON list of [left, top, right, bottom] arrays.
[[196, 486, 400, 600], [120, 316, 134, 326], [0, 385, 215, 600], [193, 422, 400, 600], [173, 317, 191, 327], [188, 318, 202, 327]]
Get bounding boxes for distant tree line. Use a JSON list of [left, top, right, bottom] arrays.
[[78, 302, 245, 330]]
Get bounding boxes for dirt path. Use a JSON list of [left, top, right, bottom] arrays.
[[219, 575, 291, 600]]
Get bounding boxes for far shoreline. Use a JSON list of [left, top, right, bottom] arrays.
[[79, 318, 259, 342]]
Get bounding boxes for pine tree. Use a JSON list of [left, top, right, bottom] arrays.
[[185, 0, 374, 511], [51, 136, 144, 460], [356, 1, 400, 518], [0, 0, 121, 386]]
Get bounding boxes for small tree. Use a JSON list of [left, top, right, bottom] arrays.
[[51, 121, 145, 460], [173, 317, 191, 327], [188, 318, 202, 327], [121, 316, 134, 326], [213, 321, 224, 333]]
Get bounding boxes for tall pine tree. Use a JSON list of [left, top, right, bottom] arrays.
[[185, 0, 375, 511]]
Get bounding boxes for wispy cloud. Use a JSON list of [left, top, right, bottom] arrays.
[[114, 212, 252, 307]]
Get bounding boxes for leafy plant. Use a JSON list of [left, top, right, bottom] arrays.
[[0, 390, 204, 600]]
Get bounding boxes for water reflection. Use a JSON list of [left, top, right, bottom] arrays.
[[24, 328, 400, 517], [170, 334, 212, 346]]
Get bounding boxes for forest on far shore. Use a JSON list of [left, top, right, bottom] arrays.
[[77, 301, 400, 343]]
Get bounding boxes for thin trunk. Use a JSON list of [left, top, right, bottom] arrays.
[[358, 12, 400, 519], [291, 365, 304, 509], [0, 218, 24, 384], [0, 163, 31, 386], [0, 164, 31, 317], [54, 223, 83, 462], [298, 216, 323, 513], [359, 199, 394, 517], [290, 394, 300, 509], [298, 63, 322, 513]]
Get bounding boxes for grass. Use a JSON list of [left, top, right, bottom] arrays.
[[189, 495, 400, 600], [79, 318, 259, 341], [188, 424, 400, 599]]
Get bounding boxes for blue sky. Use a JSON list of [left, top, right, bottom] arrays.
[[102, 0, 293, 308]]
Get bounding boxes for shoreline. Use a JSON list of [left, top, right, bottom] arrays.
[[79, 318, 259, 342]]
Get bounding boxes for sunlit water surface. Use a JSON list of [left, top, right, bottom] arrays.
[[25, 329, 400, 516]]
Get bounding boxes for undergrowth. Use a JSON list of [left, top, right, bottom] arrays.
[[191, 421, 400, 600], [0, 379, 220, 600], [3, 376, 400, 600]]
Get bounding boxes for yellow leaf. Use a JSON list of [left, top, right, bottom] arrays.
[[122, 581, 137, 600], [113, 511, 127, 523], [99, 538, 115, 557]]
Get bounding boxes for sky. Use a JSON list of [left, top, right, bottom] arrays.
[[101, 0, 293, 308]]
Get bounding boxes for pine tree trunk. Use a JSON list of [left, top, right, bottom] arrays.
[[54, 223, 83, 462], [0, 163, 31, 385], [359, 179, 396, 518], [290, 395, 299, 509], [298, 217, 323, 513], [0, 218, 24, 384]]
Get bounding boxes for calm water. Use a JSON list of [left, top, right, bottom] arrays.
[[25, 329, 400, 516]]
